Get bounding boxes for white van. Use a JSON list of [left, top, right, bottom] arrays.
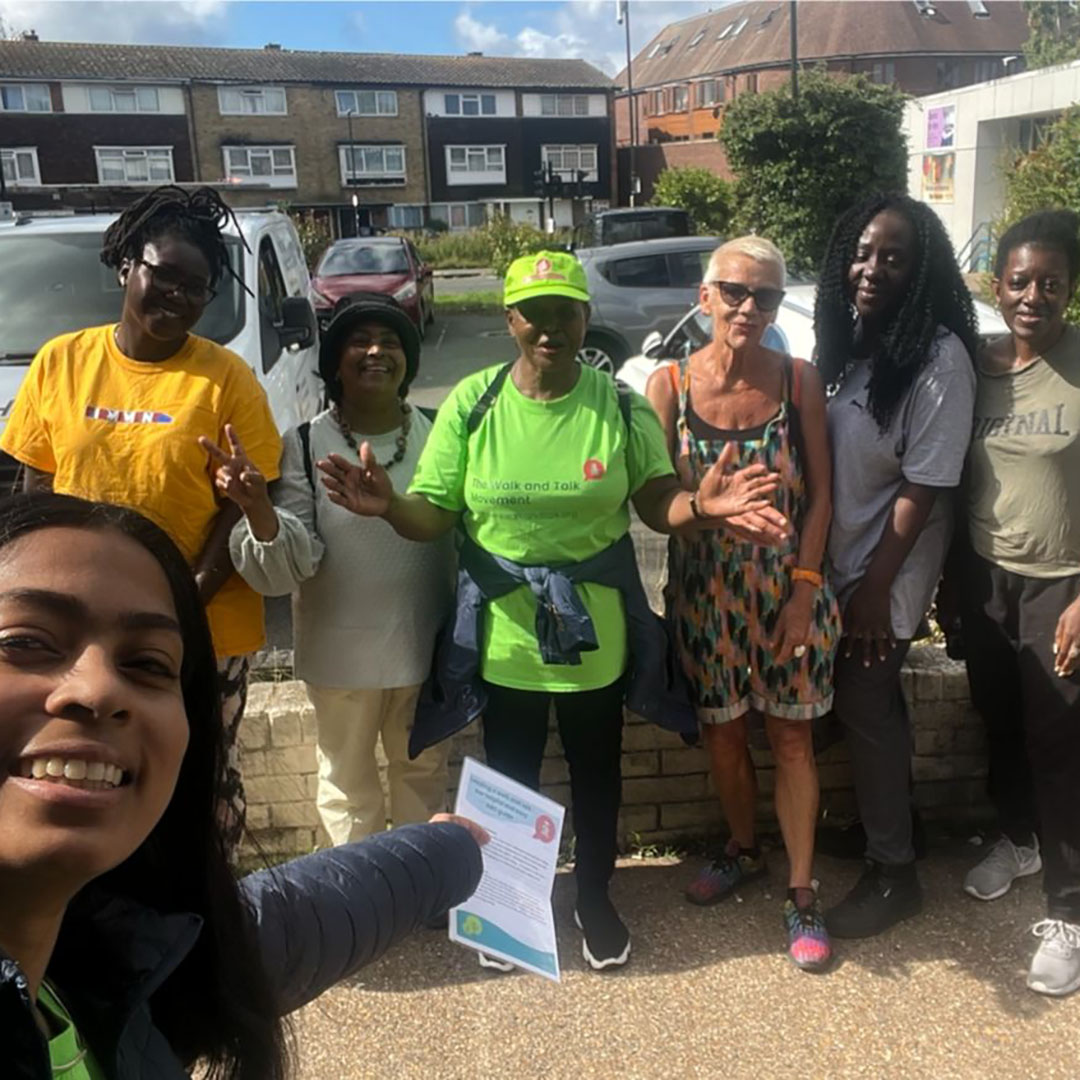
[[0, 208, 322, 487]]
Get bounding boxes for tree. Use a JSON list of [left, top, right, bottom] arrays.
[[650, 166, 734, 236], [1023, 1, 1080, 70], [719, 67, 907, 276], [998, 105, 1080, 323]]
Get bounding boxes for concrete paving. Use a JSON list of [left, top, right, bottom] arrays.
[[289, 848, 1079, 1080]]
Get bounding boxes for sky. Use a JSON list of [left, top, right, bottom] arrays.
[[0, 0, 727, 76]]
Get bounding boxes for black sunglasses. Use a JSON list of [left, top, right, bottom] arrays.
[[136, 258, 217, 305], [708, 280, 786, 313]]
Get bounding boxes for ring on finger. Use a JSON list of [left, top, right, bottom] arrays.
[[793, 645, 807, 658]]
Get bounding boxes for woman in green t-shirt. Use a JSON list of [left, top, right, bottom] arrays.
[[317, 249, 790, 971], [960, 209, 1080, 998]]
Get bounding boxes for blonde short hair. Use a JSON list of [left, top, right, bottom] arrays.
[[705, 235, 787, 288]]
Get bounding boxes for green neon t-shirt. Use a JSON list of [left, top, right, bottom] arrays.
[[410, 362, 674, 691], [38, 981, 107, 1080]]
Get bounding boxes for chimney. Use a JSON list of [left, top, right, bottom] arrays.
[[466, 51, 483, 57], [21, 29, 39, 41], [264, 42, 282, 51]]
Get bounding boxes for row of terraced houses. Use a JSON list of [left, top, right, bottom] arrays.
[[0, 37, 615, 234]]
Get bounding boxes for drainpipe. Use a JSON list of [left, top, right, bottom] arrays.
[[419, 88, 434, 225], [183, 82, 202, 182]]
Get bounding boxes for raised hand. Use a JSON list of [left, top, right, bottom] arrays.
[[199, 424, 269, 512], [695, 442, 782, 521], [316, 444, 394, 517]]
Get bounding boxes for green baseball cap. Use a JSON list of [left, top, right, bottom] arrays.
[[503, 250, 590, 307]]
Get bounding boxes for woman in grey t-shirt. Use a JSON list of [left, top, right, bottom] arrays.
[[813, 193, 978, 941]]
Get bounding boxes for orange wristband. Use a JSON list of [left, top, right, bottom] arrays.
[[792, 567, 824, 588]]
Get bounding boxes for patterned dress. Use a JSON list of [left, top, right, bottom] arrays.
[[667, 357, 841, 724]]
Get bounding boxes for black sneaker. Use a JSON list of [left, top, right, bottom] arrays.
[[825, 860, 923, 939], [574, 891, 631, 971], [816, 809, 928, 861]]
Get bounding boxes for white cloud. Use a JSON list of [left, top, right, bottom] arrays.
[[454, 9, 509, 53], [0, 0, 229, 45]]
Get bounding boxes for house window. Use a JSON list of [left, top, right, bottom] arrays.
[[88, 86, 160, 112], [445, 92, 497, 116], [936, 61, 963, 89], [746, 73, 758, 93], [1, 147, 41, 185], [542, 144, 598, 182], [340, 144, 406, 184], [217, 86, 287, 115], [540, 94, 589, 117], [388, 204, 425, 229], [871, 61, 896, 85], [223, 145, 297, 186], [687, 30, 706, 48], [446, 145, 506, 184], [0, 83, 51, 112], [731, 16, 749, 35], [95, 147, 175, 185], [651, 89, 664, 114], [695, 80, 723, 107], [429, 202, 486, 230], [335, 89, 397, 116], [673, 85, 689, 111], [973, 58, 1000, 83]]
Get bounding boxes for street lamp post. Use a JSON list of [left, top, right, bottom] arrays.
[[347, 109, 360, 235], [617, 0, 637, 206]]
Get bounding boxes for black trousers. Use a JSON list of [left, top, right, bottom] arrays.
[[481, 678, 624, 893], [963, 554, 1080, 921]]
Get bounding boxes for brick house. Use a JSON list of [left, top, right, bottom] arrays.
[[0, 37, 613, 234], [615, 0, 1029, 201]]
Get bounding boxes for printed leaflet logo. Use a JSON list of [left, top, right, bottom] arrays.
[[583, 458, 605, 481]]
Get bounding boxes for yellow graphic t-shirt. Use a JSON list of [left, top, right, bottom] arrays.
[[1, 325, 282, 657]]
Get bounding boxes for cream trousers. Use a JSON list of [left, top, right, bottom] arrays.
[[305, 683, 449, 846]]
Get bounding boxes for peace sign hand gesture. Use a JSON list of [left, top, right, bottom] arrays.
[[200, 424, 270, 511], [316, 444, 394, 517]]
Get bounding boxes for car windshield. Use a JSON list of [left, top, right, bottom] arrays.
[[0, 230, 244, 361], [318, 244, 409, 276], [604, 212, 688, 246]]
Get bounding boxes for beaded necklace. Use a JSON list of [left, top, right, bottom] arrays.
[[332, 402, 412, 469]]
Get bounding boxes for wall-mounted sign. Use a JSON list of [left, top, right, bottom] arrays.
[[927, 104, 956, 149], [922, 152, 956, 203]]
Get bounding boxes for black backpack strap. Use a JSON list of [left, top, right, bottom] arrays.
[[417, 405, 438, 423], [466, 363, 513, 436], [782, 355, 805, 465], [614, 379, 634, 434], [297, 421, 314, 492]]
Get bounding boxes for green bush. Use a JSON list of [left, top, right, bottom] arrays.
[[998, 105, 1080, 324], [409, 216, 560, 276], [281, 206, 334, 270], [1023, 1, 1080, 69], [650, 166, 733, 237], [719, 67, 907, 276]]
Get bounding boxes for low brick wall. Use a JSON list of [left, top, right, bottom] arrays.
[[236, 644, 990, 859]]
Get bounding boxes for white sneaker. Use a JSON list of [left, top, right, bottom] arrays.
[[964, 835, 1041, 901], [1028, 919, 1080, 997]]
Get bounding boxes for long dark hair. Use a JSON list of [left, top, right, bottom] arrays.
[[0, 494, 288, 1080], [100, 184, 247, 291], [814, 192, 978, 430]]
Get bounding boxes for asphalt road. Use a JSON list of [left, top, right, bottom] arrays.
[[264, 312, 510, 650], [432, 270, 501, 297]]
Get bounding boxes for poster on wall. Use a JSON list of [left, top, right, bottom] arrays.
[[927, 104, 956, 148], [922, 153, 956, 203]]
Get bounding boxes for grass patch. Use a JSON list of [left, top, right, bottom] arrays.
[[434, 289, 504, 314]]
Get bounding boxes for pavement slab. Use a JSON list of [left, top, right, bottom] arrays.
[[288, 850, 1079, 1079]]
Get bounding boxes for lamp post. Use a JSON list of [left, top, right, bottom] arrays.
[[790, 1, 799, 102], [617, 0, 637, 206], [347, 109, 360, 235]]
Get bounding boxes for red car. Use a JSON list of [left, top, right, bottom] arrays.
[[309, 236, 435, 336]]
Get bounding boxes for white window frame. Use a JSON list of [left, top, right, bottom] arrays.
[[429, 202, 486, 231], [338, 144, 407, 185], [673, 85, 689, 111], [217, 85, 287, 116], [687, 30, 706, 49], [94, 146, 175, 185], [445, 144, 506, 185], [541, 144, 598, 183], [388, 204, 425, 229], [444, 92, 497, 116], [1, 147, 41, 186], [695, 79, 722, 107], [88, 86, 160, 113], [539, 94, 589, 117], [222, 145, 297, 187], [335, 89, 398, 117], [0, 83, 51, 113]]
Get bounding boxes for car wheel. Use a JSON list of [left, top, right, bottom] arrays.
[[578, 332, 629, 376]]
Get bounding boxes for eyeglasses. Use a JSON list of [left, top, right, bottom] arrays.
[[136, 259, 217, 305], [707, 280, 786, 313]]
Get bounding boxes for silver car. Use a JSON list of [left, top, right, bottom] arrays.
[[575, 235, 723, 374]]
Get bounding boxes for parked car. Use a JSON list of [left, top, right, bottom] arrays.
[[618, 282, 1010, 394], [309, 236, 434, 336], [574, 207, 691, 249], [575, 235, 724, 374], [0, 207, 322, 490]]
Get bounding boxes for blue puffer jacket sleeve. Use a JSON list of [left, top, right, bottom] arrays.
[[239, 822, 482, 1015]]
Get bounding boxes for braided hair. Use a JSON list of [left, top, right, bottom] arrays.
[[100, 185, 247, 291], [814, 192, 978, 431]]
